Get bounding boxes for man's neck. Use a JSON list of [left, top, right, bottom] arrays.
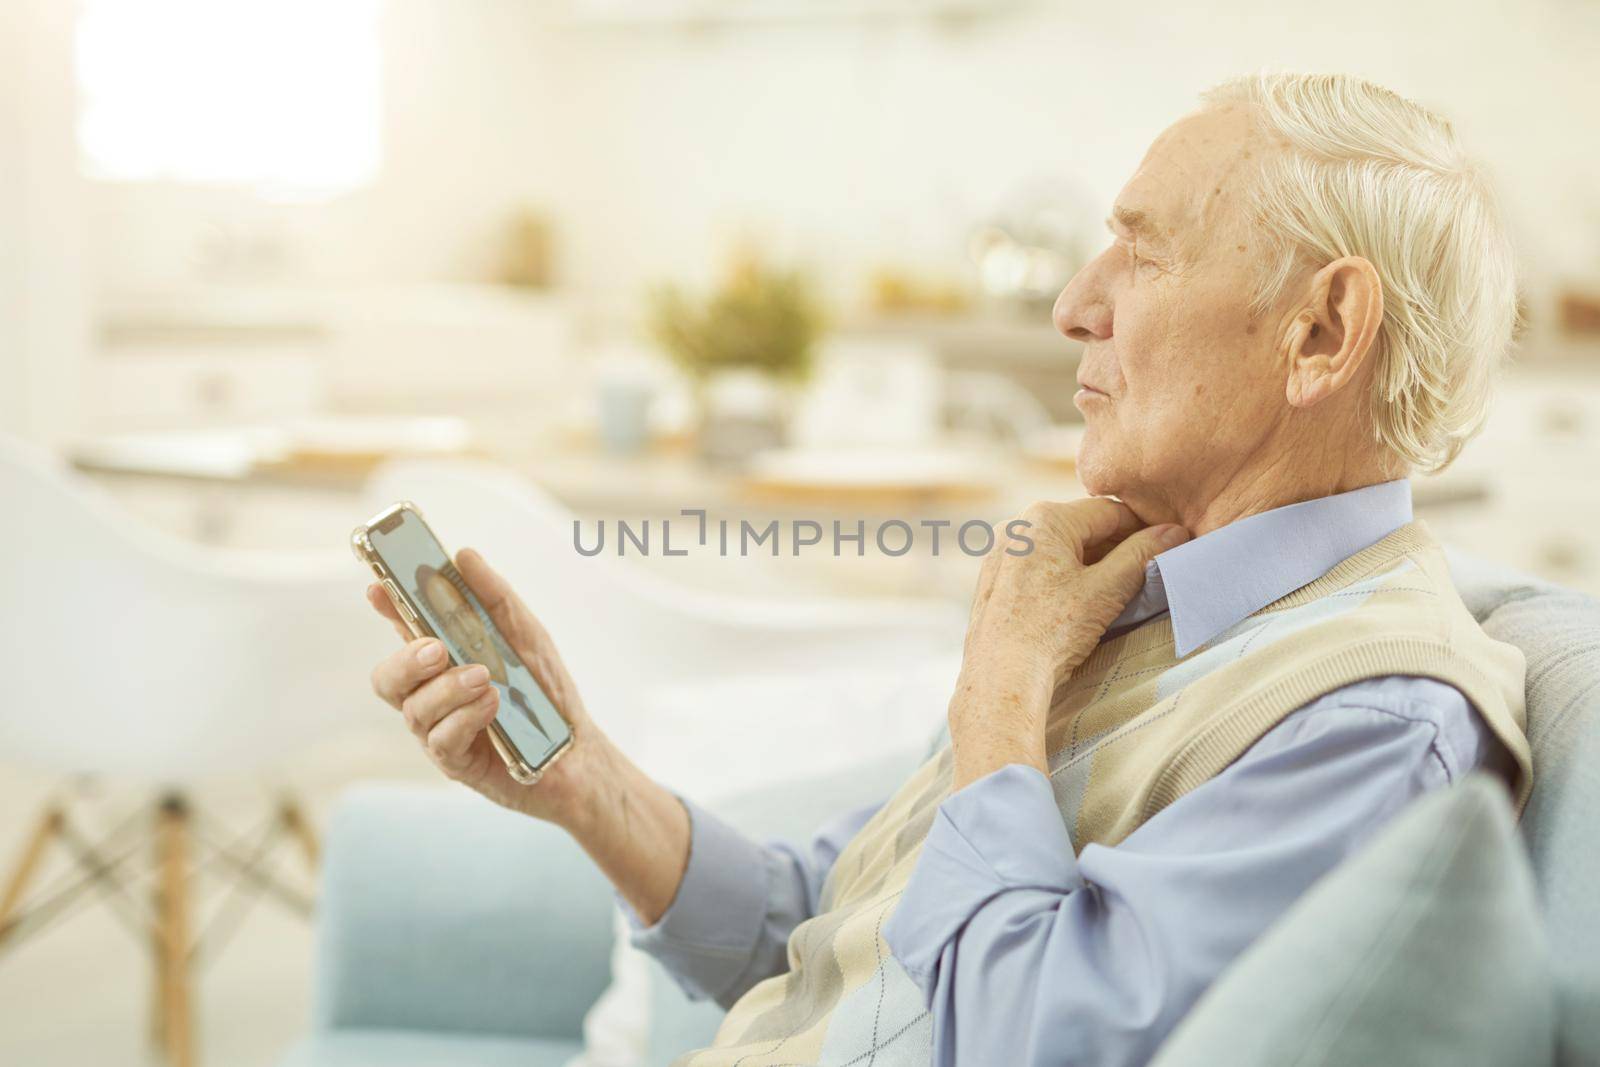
[[1125, 446, 1399, 538]]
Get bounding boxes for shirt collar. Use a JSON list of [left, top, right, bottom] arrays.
[[1108, 479, 1414, 657]]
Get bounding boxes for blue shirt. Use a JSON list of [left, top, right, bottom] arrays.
[[622, 480, 1515, 1065]]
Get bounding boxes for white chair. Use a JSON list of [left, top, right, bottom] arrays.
[[0, 436, 391, 779], [360, 460, 968, 796], [0, 434, 391, 1067]]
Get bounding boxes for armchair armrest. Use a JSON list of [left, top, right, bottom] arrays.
[[312, 782, 614, 1042]]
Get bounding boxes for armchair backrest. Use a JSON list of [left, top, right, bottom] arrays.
[[1449, 550, 1600, 1066]]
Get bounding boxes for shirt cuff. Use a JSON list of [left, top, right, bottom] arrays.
[[615, 794, 772, 1002], [883, 763, 1083, 991]]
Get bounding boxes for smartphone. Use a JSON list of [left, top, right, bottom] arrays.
[[352, 501, 574, 784]]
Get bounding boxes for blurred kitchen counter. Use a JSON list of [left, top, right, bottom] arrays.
[[70, 359, 1600, 601]]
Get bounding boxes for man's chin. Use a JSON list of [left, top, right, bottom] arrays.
[[1074, 436, 1125, 498]]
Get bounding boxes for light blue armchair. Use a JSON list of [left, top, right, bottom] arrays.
[[278, 786, 618, 1066], [281, 558, 1600, 1066], [280, 748, 927, 1067]]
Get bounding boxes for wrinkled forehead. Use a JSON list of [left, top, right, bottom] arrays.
[[1115, 104, 1263, 250]]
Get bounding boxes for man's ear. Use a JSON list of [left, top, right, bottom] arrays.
[[1282, 257, 1384, 408]]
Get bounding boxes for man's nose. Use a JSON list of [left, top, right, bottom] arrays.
[[1053, 259, 1113, 342]]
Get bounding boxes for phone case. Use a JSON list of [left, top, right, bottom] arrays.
[[351, 501, 575, 785]]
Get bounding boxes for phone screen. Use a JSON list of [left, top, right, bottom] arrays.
[[370, 512, 572, 769]]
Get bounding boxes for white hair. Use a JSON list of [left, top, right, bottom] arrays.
[[1202, 73, 1518, 472]]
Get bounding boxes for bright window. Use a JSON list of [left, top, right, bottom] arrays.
[[75, 0, 384, 199]]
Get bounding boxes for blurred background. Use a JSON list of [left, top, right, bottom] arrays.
[[2, 0, 1598, 1064]]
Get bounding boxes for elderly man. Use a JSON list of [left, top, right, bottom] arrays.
[[366, 73, 1532, 1066]]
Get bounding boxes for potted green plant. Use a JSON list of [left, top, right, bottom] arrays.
[[648, 252, 824, 465]]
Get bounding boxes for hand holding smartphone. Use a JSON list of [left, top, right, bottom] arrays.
[[354, 502, 574, 784], [355, 503, 710, 927]]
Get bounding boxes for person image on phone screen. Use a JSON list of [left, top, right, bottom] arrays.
[[414, 563, 553, 744]]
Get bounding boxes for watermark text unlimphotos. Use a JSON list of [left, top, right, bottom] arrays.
[[573, 509, 1036, 558]]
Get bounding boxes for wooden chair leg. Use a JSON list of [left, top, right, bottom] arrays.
[[150, 910, 168, 1051], [0, 806, 64, 945], [153, 795, 195, 1067], [278, 799, 320, 872], [150, 805, 168, 1052]]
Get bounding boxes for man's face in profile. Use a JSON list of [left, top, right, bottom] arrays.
[[416, 565, 508, 684], [1053, 105, 1295, 518]]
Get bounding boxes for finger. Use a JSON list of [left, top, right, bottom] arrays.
[[425, 687, 500, 769], [370, 637, 453, 710], [455, 547, 567, 700], [1082, 535, 1121, 566], [1094, 524, 1191, 605], [367, 583, 414, 642], [400, 663, 493, 735], [1083, 517, 1141, 565], [1070, 497, 1144, 549], [455, 548, 520, 630]]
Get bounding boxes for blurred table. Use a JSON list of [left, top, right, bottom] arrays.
[[69, 418, 477, 550], [74, 373, 1600, 604], [69, 423, 1080, 602]]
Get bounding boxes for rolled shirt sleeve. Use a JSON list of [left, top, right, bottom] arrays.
[[618, 794, 883, 1009], [881, 676, 1503, 1067], [883, 762, 1084, 989]]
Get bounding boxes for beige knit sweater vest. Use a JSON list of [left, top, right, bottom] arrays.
[[675, 522, 1532, 1067]]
